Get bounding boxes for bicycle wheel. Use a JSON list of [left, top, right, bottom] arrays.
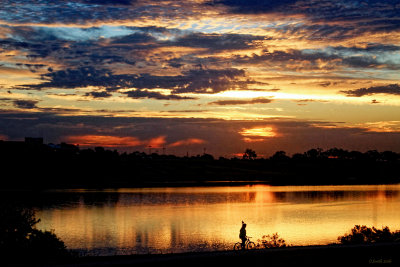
[[246, 241, 256, 250], [233, 242, 242, 251]]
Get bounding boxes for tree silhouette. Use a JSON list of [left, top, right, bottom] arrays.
[[0, 204, 68, 262], [242, 148, 257, 160], [338, 225, 400, 244], [270, 151, 289, 161]]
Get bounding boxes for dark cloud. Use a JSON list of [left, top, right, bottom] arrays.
[[211, 0, 298, 14], [280, 24, 358, 41], [16, 67, 120, 90], [232, 48, 400, 70], [81, 0, 136, 5], [16, 66, 247, 96], [2, 26, 267, 81], [13, 100, 39, 109], [341, 84, 400, 97], [211, 0, 400, 36], [123, 90, 195, 100], [15, 63, 47, 73], [171, 68, 247, 94], [212, 0, 400, 21], [1, 26, 145, 67], [85, 91, 113, 98], [37, 107, 84, 113], [332, 43, 400, 53], [0, 0, 181, 25], [168, 32, 267, 51], [110, 29, 160, 44], [208, 97, 274, 105]]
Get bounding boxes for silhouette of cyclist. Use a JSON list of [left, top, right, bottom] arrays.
[[239, 221, 247, 249]]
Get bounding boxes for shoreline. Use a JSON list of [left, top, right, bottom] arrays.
[[38, 243, 399, 267], [2, 181, 400, 192]]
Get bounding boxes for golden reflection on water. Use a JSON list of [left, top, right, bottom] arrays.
[[36, 184, 400, 255]]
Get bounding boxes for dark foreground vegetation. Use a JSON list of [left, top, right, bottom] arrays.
[[0, 204, 70, 265], [338, 225, 400, 244], [1, 139, 400, 189]]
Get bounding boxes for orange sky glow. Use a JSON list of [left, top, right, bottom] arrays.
[[1, 0, 400, 156]]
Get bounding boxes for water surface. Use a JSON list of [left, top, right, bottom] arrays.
[[34, 184, 400, 255]]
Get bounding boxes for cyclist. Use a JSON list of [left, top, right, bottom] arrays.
[[239, 221, 247, 249]]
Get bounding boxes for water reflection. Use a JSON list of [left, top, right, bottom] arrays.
[[31, 184, 400, 255]]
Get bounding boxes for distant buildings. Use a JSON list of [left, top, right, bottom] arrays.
[[0, 137, 79, 153], [24, 137, 43, 145]]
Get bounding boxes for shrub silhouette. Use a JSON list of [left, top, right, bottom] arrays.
[[0, 204, 69, 262], [338, 225, 400, 244], [258, 233, 287, 248]]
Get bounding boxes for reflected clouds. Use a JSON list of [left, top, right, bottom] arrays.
[[30, 185, 400, 255]]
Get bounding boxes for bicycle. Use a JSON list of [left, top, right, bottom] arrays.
[[233, 237, 256, 251]]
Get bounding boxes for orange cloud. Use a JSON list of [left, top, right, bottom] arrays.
[[168, 138, 205, 147], [147, 136, 167, 148], [242, 137, 266, 143], [240, 126, 277, 137], [65, 135, 208, 149], [239, 126, 277, 143], [65, 135, 165, 148]]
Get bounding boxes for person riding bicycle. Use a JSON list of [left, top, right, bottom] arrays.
[[239, 221, 247, 249]]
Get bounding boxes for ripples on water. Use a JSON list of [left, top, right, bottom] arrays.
[[15, 184, 400, 256]]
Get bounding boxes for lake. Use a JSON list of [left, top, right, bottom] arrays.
[[32, 184, 400, 256]]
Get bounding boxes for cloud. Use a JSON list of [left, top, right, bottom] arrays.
[[171, 68, 247, 94], [81, 0, 136, 5], [16, 66, 247, 97], [231, 47, 400, 71], [210, 0, 400, 39], [168, 32, 267, 51], [15, 63, 47, 73], [119, 69, 248, 94], [211, 0, 298, 14], [341, 84, 400, 97], [294, 99, 329, 104], [66, 135, 144, 147], [1, 112, 400, 155], [239, 126, 277, 143], [15, 67, 118, 90], [13, 100, 39, 109], [85, 91, 113, 98], [169, 138, 206, 147], [65, 135, 206, 149], [212, 0, 400, 24], [65, 134, 168, 148], [123, 90, 194, 100], [208, 97, 274, 105], [147, 136, 166, 148], [0, 0, 191, 26]]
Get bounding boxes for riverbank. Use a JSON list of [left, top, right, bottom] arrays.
[[35, 243, 399, 267], [2, 141, 400, 189]]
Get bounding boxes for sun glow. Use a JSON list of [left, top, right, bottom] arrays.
[[240, 127, 276, 137]]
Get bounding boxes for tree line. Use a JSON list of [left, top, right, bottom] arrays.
[[1, 140, 399, 189]]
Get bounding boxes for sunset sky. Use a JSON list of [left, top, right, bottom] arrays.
[[1, 0, 400, 157]]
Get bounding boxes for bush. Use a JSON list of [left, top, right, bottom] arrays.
[[258, 233, 287, 248], [0, 204, 69, 262], [338, 225, 400, 244]]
